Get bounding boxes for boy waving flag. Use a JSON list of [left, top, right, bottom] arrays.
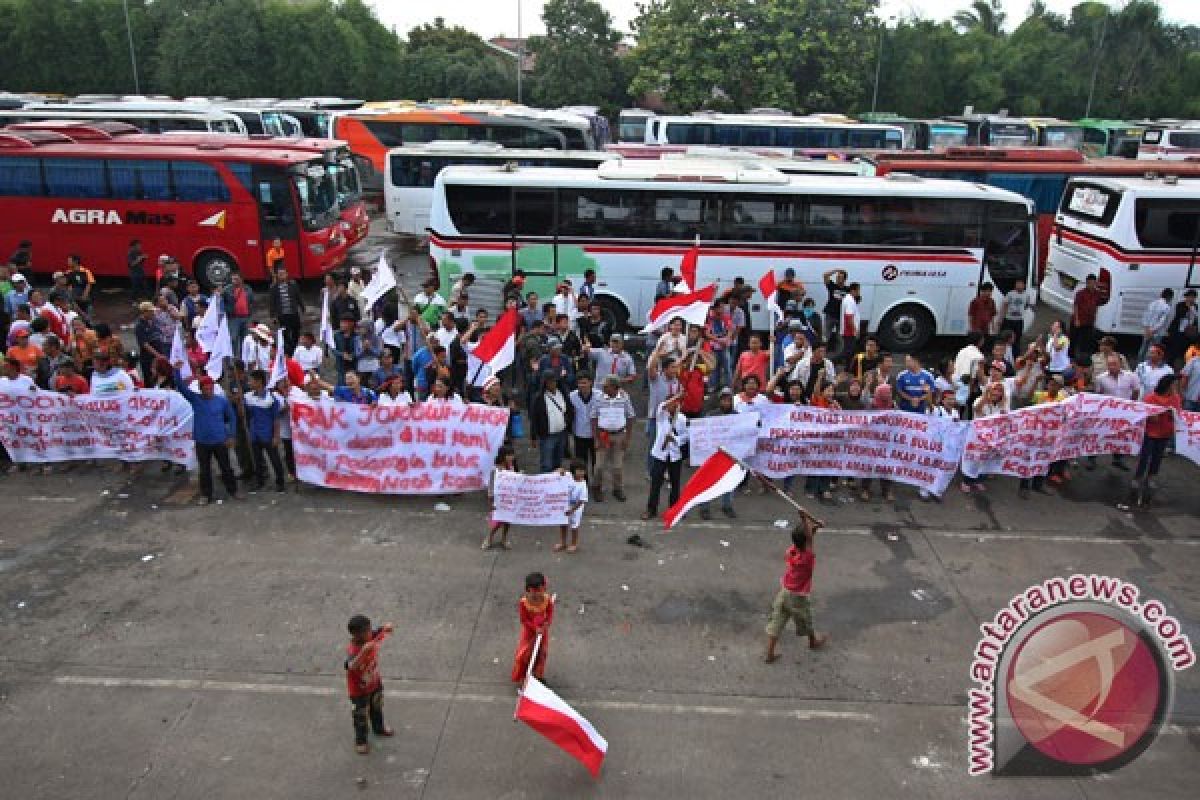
[[468, 306, 519, 385]]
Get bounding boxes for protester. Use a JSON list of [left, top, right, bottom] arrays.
[[968, 282, 997, 338], [377, 374, 413, 406], [511, 572, 553, 683], [1167, 289, 1199, 366], [583, 334, 636, 388], [556, 460, 589, 554], [568, 373, 597, 481], [764, 510, 829, 664], [1090, 353, 1140, 470], [269, 267, 305, 355], [643, 393, 688, 521], [127, 239, 148, 299], [329, 279, 362, 326], [1043, 319, 1071, 378], [174, 369, 239, 504], [333, 316, 359, 386], [590, 374, 636, 503], [243, 369, 287, 493], [1139, 288, 1174, 364], [734, 333, 770, 390], [484, 445, 519, 550], [894, 354, 935, 413], [1181, 348, 1200, 412], [293, 331, 323, 375], [355, 320, 382, 385], [333, 371, 376, 405], [134, 301, 168, 384], [999, 278, 1031, 346], [1135, 343, 1173, 399], [222, 273, 254, 349], [530, 372, 571, 473], [839, 282, 863, 360], [344, 615, 395, 755], [1070, 273, 1103, 360], [1130, 374, 1182, 497], [241, 323, 274, 373]]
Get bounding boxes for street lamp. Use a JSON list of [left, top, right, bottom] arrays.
[[122, 0, 141, 93], [870, 15, 897, 114]]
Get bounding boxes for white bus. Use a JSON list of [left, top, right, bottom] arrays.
[[644, 113, 904, 151], [219, 106, 303, 137], [618, 109, 655, 143], [1041, 175, 1200, 334], [384, 142, 617, 237], [0, 103, 245, 134], [1137, 125, 1200, 161], [428, 159, 1035, 351]]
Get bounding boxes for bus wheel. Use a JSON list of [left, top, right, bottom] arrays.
[[593, 295, 629, 332], [877, 304, 933, 353], [196, 252, 237, 291]]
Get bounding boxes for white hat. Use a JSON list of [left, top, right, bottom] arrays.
[[252, 323, 272, 340], [10, 272, 26, 283]]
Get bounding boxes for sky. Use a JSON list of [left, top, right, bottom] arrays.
[[366, 0, 1200, 41]]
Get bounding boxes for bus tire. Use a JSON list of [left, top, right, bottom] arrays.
[[877, 304, 934, 353], [195, 251, 238, 291], [594, 295, 630, 332]]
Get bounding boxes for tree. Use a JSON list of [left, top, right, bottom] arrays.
[[528, 0, 626, 111], [953, 0, 1006, 36], [398, 18, 515, 100]]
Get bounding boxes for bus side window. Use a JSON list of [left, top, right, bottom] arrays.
[[44, 158, 108, 199], [0, 156, 45, 196]]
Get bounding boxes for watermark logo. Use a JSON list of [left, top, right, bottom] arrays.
[[967, 575, 1193, 776]]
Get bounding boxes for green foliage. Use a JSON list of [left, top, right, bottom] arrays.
[[397, 17, 516, 101], [528, 0, 626, 112]]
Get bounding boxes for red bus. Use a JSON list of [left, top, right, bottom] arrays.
[[0, 128, 348, 287], [5, 121, 370, 247], [871, 147, 1200, 279]]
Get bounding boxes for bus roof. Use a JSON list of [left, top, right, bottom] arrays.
[[387, 142, 616, 161], [1076, 118, 1140, 130], [435, 164, 1032, 204], [0, 132, 324, 164], [1064, 175, 1200, 196], [3, 122, 349, 154], [873, 146, 1084, 164]]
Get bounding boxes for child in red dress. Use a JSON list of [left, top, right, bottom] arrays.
[[345, 614, 395, 754], [510, 572, 554, 683]]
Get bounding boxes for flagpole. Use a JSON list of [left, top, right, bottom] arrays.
[[716, 446, 818, 521]]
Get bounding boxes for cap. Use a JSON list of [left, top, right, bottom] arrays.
[[252, 323, 272, 340], [138, 301, 155, 313], [10, 272, 26, 283], [718, 387, 734, 397]]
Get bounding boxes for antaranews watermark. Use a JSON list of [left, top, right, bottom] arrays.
[[967, 574, 1194, 776]]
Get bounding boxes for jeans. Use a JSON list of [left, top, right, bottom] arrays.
[[1135, 436, 1169, 479], [702, 491, 735, 514], [251, 438, 286, 489], [229, 317, 250, 356], [709, 348, 731, 391], [278, 313, 302, 356], [538, 431, 566, 473], [196, 442, 237, 500], [572, 435, 595, 479], [647, 456, 682, 515], [350, 688, 386, 746]]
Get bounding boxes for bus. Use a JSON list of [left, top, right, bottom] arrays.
[[219, 106, 303, 137], [426, 159, 1035, 351], [1137, 125, 1200, 161], [856, 115, 970, 150], [0, 129, 348, 288], [6, 121, 369, 247], [384, 142, 617, 237], [945, 113, 1036, 147], [1027, 118, 1084, 150], [871, 147, 1200, 278], [0, 102, 246, 134], [617, 109, 655, 144], [1077, 119, 1143, 158], [643, 113, 905, 150], [1041, 176, 1200, 334]]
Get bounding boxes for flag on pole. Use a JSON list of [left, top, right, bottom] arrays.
[[170, 324, 192, 381], [318, 287, 336, 350], [467, 307, 519, 386], [360, 251, 397, 311], [205, 319, 233, 380], [516, 674, 608, 778], [675, 238, 700, 294], [663, 449, 748, 529], [758, 270, 782, 322], [640, 283, 717, 334], [267, 329, 287, 388], [195, 293, 225, 354]]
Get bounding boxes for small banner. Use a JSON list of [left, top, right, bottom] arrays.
[[1174, 409, 1200, 466], [491, 470, 573, 525], [687, 412, 760, 466]]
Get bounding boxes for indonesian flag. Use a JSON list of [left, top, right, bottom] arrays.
[[663, 449, 748, 529], [467, 307, 519, 386], [267, 329, 287, 388], [675, 239, 699, 293], [516, 675, 608, 778], [640, 283, 717, 334], [758, 270, 782, 322]]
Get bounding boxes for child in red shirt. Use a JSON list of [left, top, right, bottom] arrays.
[[344, 614, 395, 754], [764, 510, 829, 663], [511, 572, 554, 683]]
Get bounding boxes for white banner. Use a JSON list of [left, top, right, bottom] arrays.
[[491, 470, 573, 525], [749, 404, 969, 495], [961, 393, 1155, 479], [1174, 409, 1200, 466], [688, 412, 760, 466], [290, 400, 509, 494], [0, 389, 195, 466]]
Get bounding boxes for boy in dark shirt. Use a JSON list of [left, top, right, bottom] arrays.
[[345, 614, 395, 754], [764, 510, 829, 663]]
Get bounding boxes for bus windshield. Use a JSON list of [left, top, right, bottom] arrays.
[[331, 157, 361, 208], [1041, 126, 1083, 150], [291, 164, 339, 231], [929, 128, 968, 148]]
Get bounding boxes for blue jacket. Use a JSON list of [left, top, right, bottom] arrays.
[[176, 370, 236, 445], [243, 389, 280, 443]]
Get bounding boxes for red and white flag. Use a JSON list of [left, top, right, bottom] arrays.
[[675, 239, 700, 293], [663, 448, 748, 529], [467, 307, 519, 386], [516, 674, 608, 778], [640, 283, 717, 334], [758, 270, 782, 322], [267, 329, 288, 388]]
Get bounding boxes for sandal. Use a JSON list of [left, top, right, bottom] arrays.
[[501, 541, 512, 550], [640, 511, 653, 520], [481, 539, 492, 550], [553, 543, 566, 552], [566, 545, 578, 554]]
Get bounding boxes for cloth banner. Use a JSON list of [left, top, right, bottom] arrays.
[[290, 400, 508, 494], [688, 412, 760, 466], [1173, 410, 1200, 466], [491, 470, 573, 525], [749, 404, 969, 495], [961, 393, 1156, 479], [0, 388, 195, 466]]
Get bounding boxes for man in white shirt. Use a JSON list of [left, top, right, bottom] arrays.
[[433, 312, 459, 350], [1092, 353, 1140, 470], [954, 333, 987, 385], [412, 280, 447, 327], [839, 282, 863, 359], [999, 278, 1032, 346], [89, 352, 135, 395], [241, 324, 274, 372], [1134, 343, 1173, 398], [0, 356, 36, 393], [1139, 288, 1174, 363], [584, 334, 636, 386], [589, 374, 637, 501], [788, 343, 836, 397], [734, 375, 771, 413], [643, 394, 688, 521], [292, 332, 324, 374]]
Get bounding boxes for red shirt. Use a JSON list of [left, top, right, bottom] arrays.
[[53, 373, 89, 395], [518, 595, 555, 634], [1143, 392, 1180, 439], [967, 295, 996, 333], [736, 350, 769, 387], [781, 545, 814, 594], [1073, 287, 1102, 326], [344, 629, 387, 698], [680, 368, 706, 415]]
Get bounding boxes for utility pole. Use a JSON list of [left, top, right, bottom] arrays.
[[516, 0, 523, 104], [870, 16, 896, 114], [122, 0, 141, 94], [1084, 12, 1108, 118]]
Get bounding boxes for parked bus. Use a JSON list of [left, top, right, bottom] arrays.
[[0, 129, 348, 287], [427, 159, 1035, 351], [0, 103, 246, 134], [871, 147, 1200, 279], [6, 121, 369, 247], [945, 113, 1036, 147], [643, 113, 905, 150], [1077, 119, 1143, 158], [1026, 118, 1084, 150], [1137, 124, 1200, 161], [617, 109, 655, 144], [1041, 176, 1200, 334], [219, 106, 303, 137], [384, 142, 617, 237]]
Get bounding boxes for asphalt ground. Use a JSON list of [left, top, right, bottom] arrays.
[[1, 231, 1197, 799]]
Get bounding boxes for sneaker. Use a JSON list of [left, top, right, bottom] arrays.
[[613, 489, 627, 502], [198, 496, 212, 506], [355, 743, 369, 755], [722, 507, 737, 518], [700, 509, 712, 520]]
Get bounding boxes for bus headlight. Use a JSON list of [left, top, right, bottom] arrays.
[[309, 243, 326, 255]]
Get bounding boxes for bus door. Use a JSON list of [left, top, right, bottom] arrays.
[[982, 201, 1035, 297], [511, 188, 557, 279], [253, 166, 301, 277]]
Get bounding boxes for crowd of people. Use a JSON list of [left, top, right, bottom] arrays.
[[1, 243, 1197, 514]]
